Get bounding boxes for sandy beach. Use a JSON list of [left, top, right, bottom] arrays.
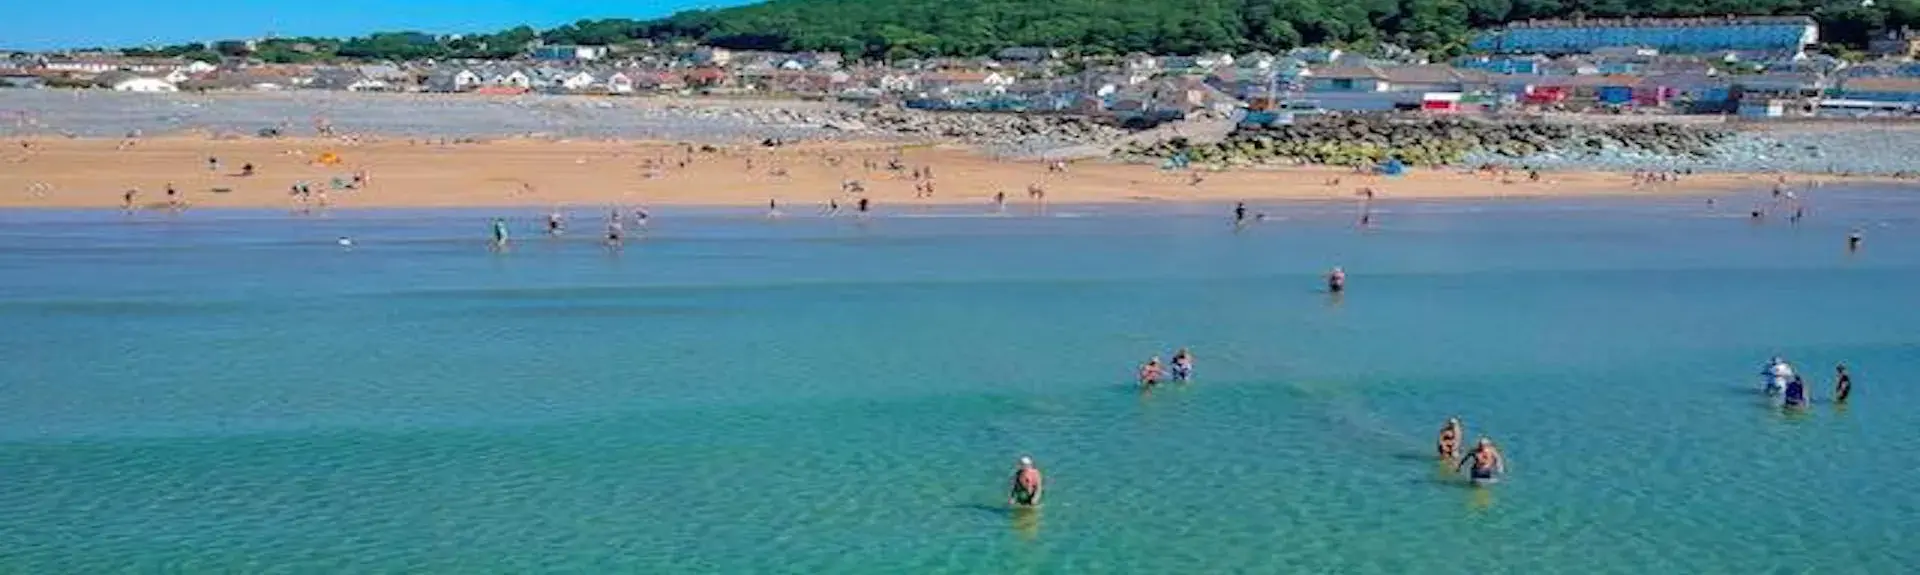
[[0, 136, 1802, 210]]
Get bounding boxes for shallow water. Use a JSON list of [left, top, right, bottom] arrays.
[[3, 189, 1919, 573]]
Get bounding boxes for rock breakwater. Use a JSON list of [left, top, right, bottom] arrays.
[[1117, 116, 1736, 168]]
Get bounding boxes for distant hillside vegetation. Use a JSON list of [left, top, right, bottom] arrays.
[[567, 0, 1920, 57]]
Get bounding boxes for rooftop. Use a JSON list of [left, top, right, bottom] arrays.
[[1502, 15, 1817, 29]]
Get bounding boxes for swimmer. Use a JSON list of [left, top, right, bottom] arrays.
[[546, 210, 564, 235], [1233, 202, 1247, 224], [1327, 266, 1346, 293], [1834, 364, 1851, 403], [1008, 456, 1043, 508], [1139, 357, 1164, 388], [1170, 348, 1194, 382], [1437, 418, 1463, 460], [1848, 230, 1862, 252], [1783, 374, 1810, 409], [336, 236, 353, 247], [1455, 437, 1507, 486]]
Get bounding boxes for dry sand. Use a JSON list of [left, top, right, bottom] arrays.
[[0, 136, 1800, 210]]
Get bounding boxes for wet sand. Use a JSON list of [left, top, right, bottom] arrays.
[[0, 136, 1807, 209]]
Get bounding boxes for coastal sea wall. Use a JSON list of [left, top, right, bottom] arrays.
[[1118, 115, 1920, 176], [1118, 116, 1733, 168]]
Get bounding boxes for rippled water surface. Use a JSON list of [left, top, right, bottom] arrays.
[[4, 189, 1919, 573]]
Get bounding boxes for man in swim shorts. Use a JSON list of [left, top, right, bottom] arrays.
[[1437, 418, 1462, 460], [1170, 348, 1194, 383], [1008, 456, 1043, 507], [1783, 374, 1810, 409], [1455, 437, 1506, 485]]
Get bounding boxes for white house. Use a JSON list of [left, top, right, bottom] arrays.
[[182, 60, 218, 74], [557, 70, 598, 91], [96, 71, 177, 92], [603, 71, 634, 94], [1195, 53, 1236, 69], [878, 73, 918, 93], [532, 45, 610, 62], [491, 70, 531, 88]]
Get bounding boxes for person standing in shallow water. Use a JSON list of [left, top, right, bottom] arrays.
[[1848, 230, 1862, 253], [1327, 267, 1346, 293], [490, 217, 510, 250], [1834, 365, 1852, 403], [1783, 374, 1810, 409], [1138, 357, 1163, 388], [605, 210, 624, 248], [1008, 456, 1043, 508], [1170, 348, 1194, 382], [1455, 437, 1506, 485], [1437, 418, 1463, 460]]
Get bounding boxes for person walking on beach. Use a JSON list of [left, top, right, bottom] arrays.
[[1455, 437, 1507, 486], [994, 191, 1007, 213], [1327, 267, 1347, 294], [1008, 456, 1044, 508], [122, 188, 138, 211], [1834, 364, 1852, 403], [856, 197, 870, 216], [1437, 418, 1463, 460]]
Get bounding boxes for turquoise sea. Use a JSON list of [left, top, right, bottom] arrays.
[[3, 190, 1918, 573]]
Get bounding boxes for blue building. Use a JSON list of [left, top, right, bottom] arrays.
[[1455, 55, 1544, 75], [1471, 16, 1816, 56]]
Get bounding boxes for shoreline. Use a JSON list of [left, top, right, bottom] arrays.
[[0, 135, 1892, 210]]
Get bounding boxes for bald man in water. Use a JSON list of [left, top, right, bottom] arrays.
[[1009, 456, 1044, 507]]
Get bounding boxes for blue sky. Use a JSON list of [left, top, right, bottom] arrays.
[[3, 0, 760, 50]]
